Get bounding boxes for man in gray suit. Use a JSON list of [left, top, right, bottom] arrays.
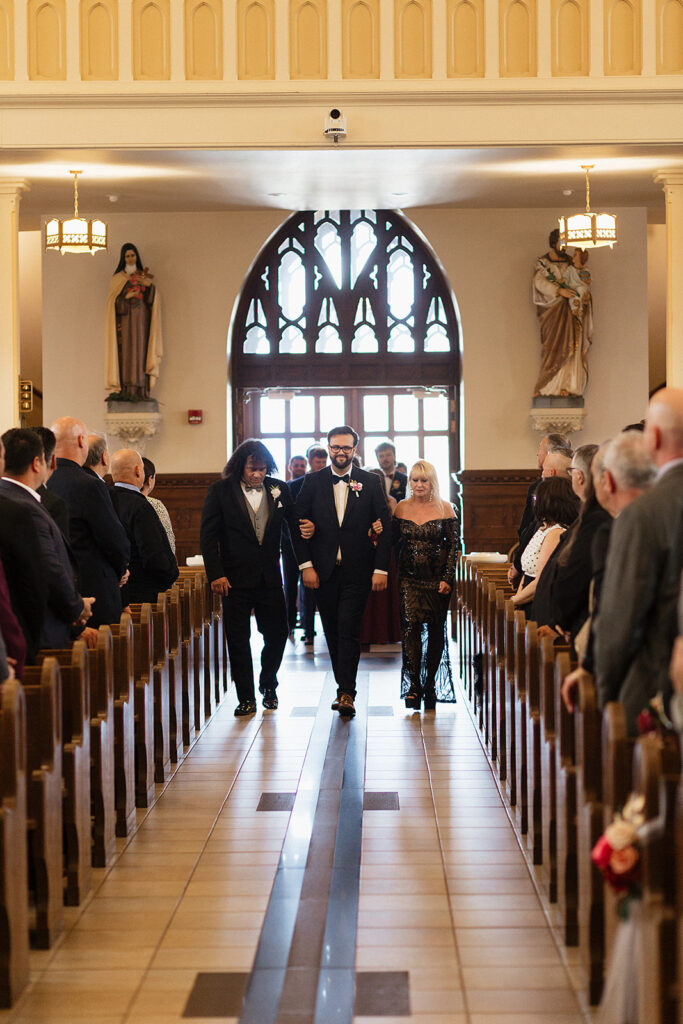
[[594, 387, 683, 733]]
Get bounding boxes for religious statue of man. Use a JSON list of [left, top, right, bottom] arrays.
[[105, 242, 163, 399], [532, 228, 593, 397]]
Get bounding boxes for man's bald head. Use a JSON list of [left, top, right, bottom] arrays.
[[541, 451, 572, 480], [645, 387, 683, 467], [51, 416, 89, 465], [110, 449, 144, 487]]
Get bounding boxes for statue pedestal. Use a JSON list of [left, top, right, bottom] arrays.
[[530, 396, 585, 436], [104, 400, 162, 453]]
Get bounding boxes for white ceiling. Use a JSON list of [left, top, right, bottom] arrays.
[[4, 143, 683, 229]]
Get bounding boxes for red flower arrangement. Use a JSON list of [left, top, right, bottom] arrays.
[[591, 794, 645, 900]]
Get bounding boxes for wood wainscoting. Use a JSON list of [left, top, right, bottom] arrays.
[[152, 473, 219, 567], [153, 469, 538, 569], [456, 469, 538, 556]]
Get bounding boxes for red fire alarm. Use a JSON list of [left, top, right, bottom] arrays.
[[188, 410, 203, 424]]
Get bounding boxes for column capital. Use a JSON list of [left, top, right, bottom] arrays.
[[0, 178, 30, 198], [654, 170, 683, 188]]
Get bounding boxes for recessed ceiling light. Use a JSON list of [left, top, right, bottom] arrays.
[[562, 189, 573, 196]]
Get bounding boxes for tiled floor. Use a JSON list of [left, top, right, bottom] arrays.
[[1, 631, 592, 1024]]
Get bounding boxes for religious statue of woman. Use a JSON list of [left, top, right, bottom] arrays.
[[532, 229, 593, 397], [105, 242, 163, 399]]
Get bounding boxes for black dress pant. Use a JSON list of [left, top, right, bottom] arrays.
[[315, 565, 372, 699], [281, 541, 300, 631], [222, 584, 288, 703]]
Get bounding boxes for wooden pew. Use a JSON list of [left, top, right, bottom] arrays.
[[212, 587, 228, 701], [177, 585, 196, 746], [601, 702, 632, 965], [539, 635, 558, 902], [130, 604, 156, 807], [44, 641, 91, 904], [512, 609, 529, 835], [86, 629, 116, 867], [633, 733, 680, 1024], [0, 678, 29, 1007], [132, 597, 171, 784], [524, 622, 543, 864], [21, 658, 64, 949], [502, 596, 517, 803], [181, 577, 206, 734], [574, 672, 604, 1004], [109, 613, 137, 837], [554, 649, 579, 946], [166, 588, 185, 763]]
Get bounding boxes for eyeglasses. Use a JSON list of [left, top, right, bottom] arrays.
[[329, 445, 355, 454]]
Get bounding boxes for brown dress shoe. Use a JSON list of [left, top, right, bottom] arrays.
[[337, 693, 356, 718], [331, 692, 341, 711]]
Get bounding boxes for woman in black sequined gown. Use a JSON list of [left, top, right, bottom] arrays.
[[392, 461, 458, 710]]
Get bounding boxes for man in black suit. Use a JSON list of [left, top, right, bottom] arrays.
[[109, 449, 178, 605], [0, 429, 93, 649], [48, 417, 130, 627], [282, 453, 308, 635], [32, 427, 71, 540], [200, 439, 303, 717], [375, 440, 408, 502], [295, 426, 392, 718]]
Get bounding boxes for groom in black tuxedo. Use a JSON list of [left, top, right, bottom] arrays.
[[295, 426, 392, 718], [200, 439, 303, 717]]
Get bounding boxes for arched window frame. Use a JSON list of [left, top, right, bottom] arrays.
[[231, 208, 461, 389]]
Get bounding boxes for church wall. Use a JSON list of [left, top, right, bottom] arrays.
[[41, 204, 649, 475], [18, 230, 43, 401], [647, 221, 667, 391], [41, 209, 285, 472], [409, 205, 649, 466]]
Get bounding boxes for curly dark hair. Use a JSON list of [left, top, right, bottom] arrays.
[[533, 476, 579, 528], [222, 439, 277, 481]]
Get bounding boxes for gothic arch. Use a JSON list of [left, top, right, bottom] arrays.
[[231, 209, 461, 390]]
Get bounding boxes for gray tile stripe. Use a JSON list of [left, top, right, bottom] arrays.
[[240, 673, 367, 1024]]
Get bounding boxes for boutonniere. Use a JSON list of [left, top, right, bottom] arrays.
[[270, 485, 281, 500], [391, 479, 401, 491], [349, 480, 363, 497]]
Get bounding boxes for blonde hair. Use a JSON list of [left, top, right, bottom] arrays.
[[407, 460, 441, 503]]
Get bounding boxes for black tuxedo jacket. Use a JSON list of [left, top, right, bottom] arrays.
[[110, 486, 178, 604], [0, 494, 45, 661], [37, 483, 71, 540], [293, 466, 392, 582], [0, 480, 84, 649], [47, 458, 130, 626], [201, 476, 298, 590]]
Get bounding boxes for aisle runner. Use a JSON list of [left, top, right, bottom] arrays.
[[238, 673, 368, 1024]]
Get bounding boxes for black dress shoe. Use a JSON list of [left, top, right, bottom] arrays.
[[337, 693, 356, 718], [262, 689, 278, 710], [234, 700, 257, 717], [405, 689, 422, 710]]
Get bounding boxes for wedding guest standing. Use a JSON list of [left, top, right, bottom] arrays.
[[296, 426, 391, 718], [200, 440, 303, 716], [142, 457, 176, 554], [393, 461, 458, 711], [360, 469, 401, 645]]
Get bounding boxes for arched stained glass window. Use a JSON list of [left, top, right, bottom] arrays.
[[231, 208, 460, 389]]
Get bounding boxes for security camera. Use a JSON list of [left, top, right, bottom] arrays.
[[324, 108, 347, 143]]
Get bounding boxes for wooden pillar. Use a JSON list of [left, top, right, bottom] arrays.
[[0, 180, 30, 428], [654, 171, 683, 388]]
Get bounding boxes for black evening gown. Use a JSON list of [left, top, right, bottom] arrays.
[[393, 517, 458, 702]]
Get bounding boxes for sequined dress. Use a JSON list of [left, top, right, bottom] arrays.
[[393, 516, 458, 703]]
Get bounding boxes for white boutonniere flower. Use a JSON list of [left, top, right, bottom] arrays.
[[349, 480, 363, 497], [270, 485, 281, 500]]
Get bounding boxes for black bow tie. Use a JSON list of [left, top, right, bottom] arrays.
[[333, 474, 350, 485], [244, 484, 263, 493]]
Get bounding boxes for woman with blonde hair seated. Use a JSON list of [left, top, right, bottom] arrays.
[[392, 461, 458, 710]]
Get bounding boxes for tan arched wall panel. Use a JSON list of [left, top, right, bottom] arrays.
[[395, 0, 433, 77], [80, 0, 118, 80], [342, 0, 379, 78], [186, 0, 222, 79], [0, 0, 13, 80], [447, 0, 484, 77], [657, 0, 683, 72], [552, 0, 589, 74], [604, 0, 642, 73], [237, 0, 275, 78], [132, 0, 170, 79], [500, 0, 537, 76], [290, 0, 327, 78], [28, 0, 66, 79]]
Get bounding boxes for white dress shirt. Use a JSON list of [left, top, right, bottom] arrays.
[[241, 481, 265, 512]]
